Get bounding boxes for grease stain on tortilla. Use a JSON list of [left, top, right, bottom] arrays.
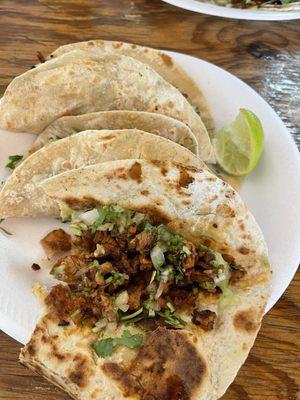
[[160, 53, 173, 67], [102, 327, 206, 400], [239, 246, 250, 255], [216, 204, 236, 218]]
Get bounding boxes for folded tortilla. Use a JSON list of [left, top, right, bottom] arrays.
[[20, 159, 270, 400], [0, 129, 205, 218], [0, 50, 213, 162], [48, 39, 214, 130], [28, 111, 199, 156]]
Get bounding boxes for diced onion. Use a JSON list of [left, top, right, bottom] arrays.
[[106, 322, 117, 333], [92, 318, 108, 332], [97, 222, 114, 231], [161, 266, 172, 283], [150, 245, 165, 270], [155, 280, 165, 299], [132, 213, 145, 225], [94, 244, 106, 257], [115, 291, 129, 312], [78, 209, 99, 225]]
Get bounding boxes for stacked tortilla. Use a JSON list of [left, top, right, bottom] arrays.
[[0, 40, 270, 400]]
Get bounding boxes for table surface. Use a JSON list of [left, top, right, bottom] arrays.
[[0, 1, 299, 399]]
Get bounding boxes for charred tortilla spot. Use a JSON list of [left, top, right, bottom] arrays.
[[100, 134, 115, 140], [212, 223, 218, 228], [160, 53, 173, 67], [68, 353, 91, 388], [150, 160, 160, 165], [216, 204, 236, 218], [128, 162, 142, 183], [112, 42, 122, 49], [103, 328, 206, 400], [178, 169, 194, 188], [141, 190, 149, 196], [161, 166, 168, 176], [134, 205, 171, 224], [64, 196, 100, 210], [166, 375, 189, 400], [102, 363, 138, 397], [234, 309, 259, 333], [225, 189, 235, 199], [205, 177, 216, 182], [41, 334, 48, 343], [27, 343, 36, 356], [239, 246, 250, 255], [52, 351, 66, 361], [176, 163, 198, 173]]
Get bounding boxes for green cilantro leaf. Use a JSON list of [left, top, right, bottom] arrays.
[[92, 331, 143, 358], [5, 155, 23, 170], [157, 310, 187, 326], [92, 338, 115, 357], [115, 330, 143, 349]]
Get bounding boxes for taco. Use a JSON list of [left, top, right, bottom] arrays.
[[47, 39, 213, 129], [28, 111, 198, 156], [0, 129, 204, 218], [20, 159, 270, 400], [0, 50, 213, 162]]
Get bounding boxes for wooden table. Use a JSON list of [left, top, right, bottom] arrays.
[[0, 1, 299, 399]]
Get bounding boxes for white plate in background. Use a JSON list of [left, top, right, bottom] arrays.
[[162, 0, 300, 20], [0, 50, 299, 345]]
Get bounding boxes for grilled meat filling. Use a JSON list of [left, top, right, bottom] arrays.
[[41, 205, 245, 330]]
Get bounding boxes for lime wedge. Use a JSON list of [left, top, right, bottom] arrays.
[[212, 109, 264, 176]]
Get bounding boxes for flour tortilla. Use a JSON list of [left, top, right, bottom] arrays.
[[48, 39, 214, 130], [0, 129, 205, 218], [0, 50, 213, 162], [21, 159, 270, 400], [28, 111, 199, 156]]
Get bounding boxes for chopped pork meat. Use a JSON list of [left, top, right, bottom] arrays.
[[40, 229, 71, 259]]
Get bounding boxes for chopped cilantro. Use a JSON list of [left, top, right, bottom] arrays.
[[92, 337, 115, 357], [116, 330, 143, 349], [105, 270, 126, 286], [120, 307, 143, 321], [157, 309, 187, 326], [5, 155, 23, 170], [92, 330, 143, 358]]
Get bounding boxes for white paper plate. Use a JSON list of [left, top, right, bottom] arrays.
[[0, 51, 300, 345], [162, 0, 300, 20]]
